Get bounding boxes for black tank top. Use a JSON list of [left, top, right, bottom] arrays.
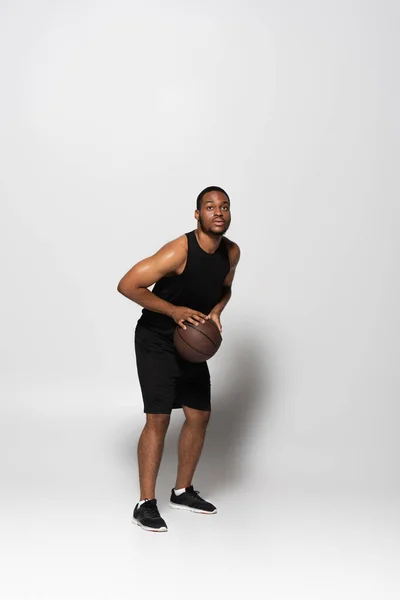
[[137, 230, 230, 337]]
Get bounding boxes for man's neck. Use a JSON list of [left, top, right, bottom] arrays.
[[195, 228, 222, 254]]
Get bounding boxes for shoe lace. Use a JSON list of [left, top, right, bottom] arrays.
[[143, 500, 161, 518], [186, 488, 203, 500]]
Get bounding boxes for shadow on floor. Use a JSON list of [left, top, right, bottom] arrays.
[[119, 334, 272, 500]]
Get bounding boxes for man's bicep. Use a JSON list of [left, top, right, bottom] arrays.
[[223, 267, 236, 287], [117, 241, 185, 292], [223, 243, 240, 286], [117, 258, 160, 291]]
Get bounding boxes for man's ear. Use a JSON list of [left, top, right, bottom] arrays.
[[194, 209, 199, 221]]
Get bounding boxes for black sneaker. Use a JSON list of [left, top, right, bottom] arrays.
[[132, 499, 168, 532], [169, 486, 217, 514]]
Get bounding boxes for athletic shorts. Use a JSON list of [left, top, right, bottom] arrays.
[[134, 324, 211, 415]]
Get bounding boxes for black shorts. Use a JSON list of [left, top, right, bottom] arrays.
[[134, 324, 211, 415]]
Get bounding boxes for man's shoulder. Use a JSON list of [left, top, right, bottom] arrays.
[[223, 236, 240, 253], [147, 234, 188, 274], [158, 233, 188, 254], [223, 236, 241, 269]]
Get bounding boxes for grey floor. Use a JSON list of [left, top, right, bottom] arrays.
[[1, 383, 399, 600]]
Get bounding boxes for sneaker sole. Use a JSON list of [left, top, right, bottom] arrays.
[[131, 517, 168, 532], [169, 501, 217, 514]]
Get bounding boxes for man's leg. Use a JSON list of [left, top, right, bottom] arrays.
[[175, 406, 210, 489], [138, 413, 170, 500]]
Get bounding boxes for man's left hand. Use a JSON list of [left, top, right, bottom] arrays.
[[208, 311, 222, 333]]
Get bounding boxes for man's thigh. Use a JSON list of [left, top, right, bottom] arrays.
[[176, 360, 211, 412], [134, 325, 180, 414]]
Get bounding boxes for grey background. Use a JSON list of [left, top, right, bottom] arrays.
[[1, 0, 399, 598]]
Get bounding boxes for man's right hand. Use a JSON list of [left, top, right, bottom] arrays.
[[170, 306, 209, 330]]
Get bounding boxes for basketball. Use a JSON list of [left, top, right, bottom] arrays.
[[174, 319, 222, 362]]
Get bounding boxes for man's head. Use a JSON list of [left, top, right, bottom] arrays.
[[195, 186, 231, 236]]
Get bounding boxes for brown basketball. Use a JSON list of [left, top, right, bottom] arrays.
[[173, 319, 222, 362]]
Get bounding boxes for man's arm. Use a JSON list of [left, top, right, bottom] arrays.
[[208, 241, 241, 331], [117, 236, 209, 329]]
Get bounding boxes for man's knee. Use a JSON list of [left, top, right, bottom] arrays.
[[183, 407, 211, 428], [145, 413, 171, 434]]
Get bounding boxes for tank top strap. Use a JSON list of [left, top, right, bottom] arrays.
[[217, 235, 229, 262], [185, 230, 197, 252]]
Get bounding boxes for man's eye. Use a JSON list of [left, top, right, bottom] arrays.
[[222, 206, 229, 211]]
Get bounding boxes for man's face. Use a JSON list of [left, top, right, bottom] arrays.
[[195, 191, 231, 236]]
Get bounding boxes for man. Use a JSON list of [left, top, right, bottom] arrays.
[[117, 186, 240, 532]]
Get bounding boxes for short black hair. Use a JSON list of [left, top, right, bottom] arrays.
[[196, 186, 230, 210]]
